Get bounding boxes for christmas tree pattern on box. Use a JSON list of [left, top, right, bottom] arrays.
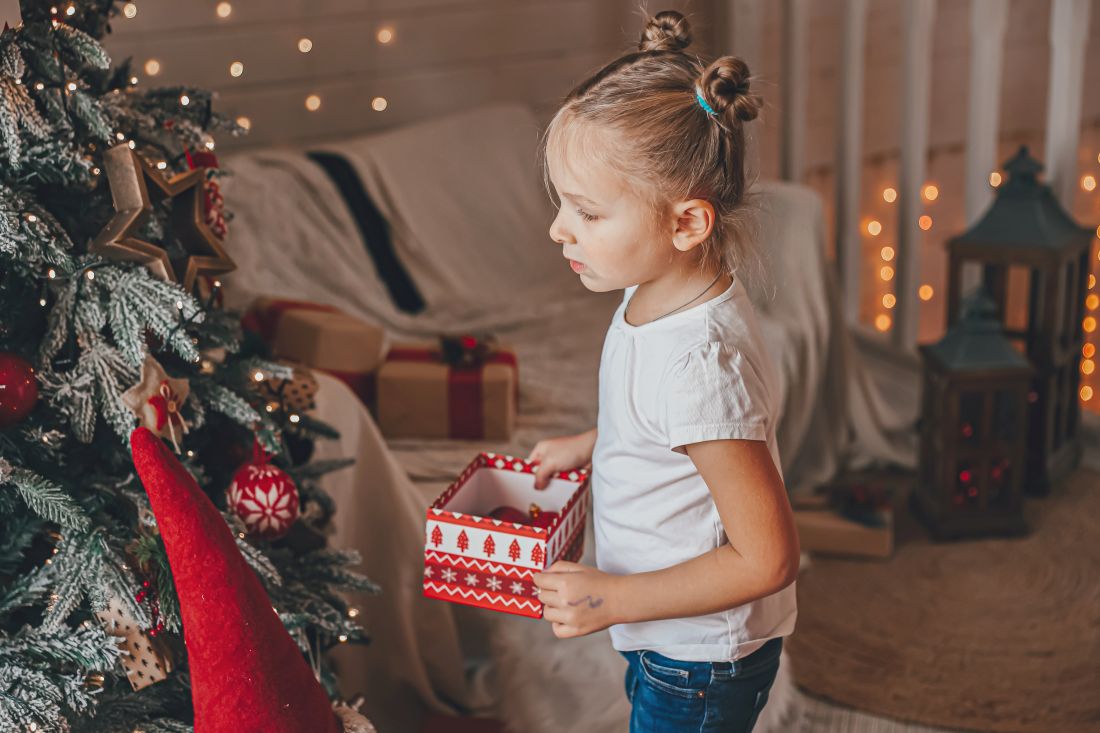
[[424, 452, 591, 618]]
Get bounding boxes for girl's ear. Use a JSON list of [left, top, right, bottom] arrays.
[[671, 199, 715, 251]]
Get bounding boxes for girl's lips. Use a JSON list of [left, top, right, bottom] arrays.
[[569, 259, 585, 273]]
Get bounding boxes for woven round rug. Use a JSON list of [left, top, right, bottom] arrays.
[[786, 468, 1100, 732]]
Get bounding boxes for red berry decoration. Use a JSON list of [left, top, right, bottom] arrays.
[[226, 439, 300, 539], [0, 352, 38, 429]]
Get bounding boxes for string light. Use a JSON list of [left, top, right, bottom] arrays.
[[882, 187, 897, 203], [26, 213, 38, 223], [305, 94, 321, 111], [123, 2, 137, 18], [866, 219, 882, 236], [880, 266, 894, 281], [919, 215, 933, 231], [371, 96, 388, 112], [1085, 343, 1096, 358], [989, 171, 1002, 187], [882, 293, 896, 308], [338, 634, 349, 643], [1083, 360, 1095, 375], [919, 284, 934, 301], [236, 115, 252, 130], [253, 371, 265, 382], [65, 4, 75, 16], [130, 76, 139, 85], [216, 2, 232, 18], [289, 414, 300, 424], [205, 139, 216, 150], [85, 270, 94, 281], [922, 183, 939, 201], [1087, 294, 1098, 311], [347, 607, 360, 618], [1084, 317, 1096, 333], [230, 61, 244, 78], [1080, 385, 1093, 401], [127, 140, 136, 149], [880, 245, 894, 261], [144, 59, 160, 76], [1082, 175, 1096, 192], [156, 161, 167, 170], [34, 81, 44, 90], [875, 314, 891, 331], [47, 268, 56, 278], [66, 81, 77, 92], [298, 37, 313, 53], [180, 94, 190, 106], [376, 27, 394, 44]]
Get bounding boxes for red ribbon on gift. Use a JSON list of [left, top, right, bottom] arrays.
[[350, 345, 519, 440], [240, 299, 339, 344]]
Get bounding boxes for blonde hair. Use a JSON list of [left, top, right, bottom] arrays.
[[541, 8, 766, 286]]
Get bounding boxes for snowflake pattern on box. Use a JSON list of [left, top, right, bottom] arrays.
[[422, 452, 591, 618]]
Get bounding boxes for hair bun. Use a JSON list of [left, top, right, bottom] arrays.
[[638, 9, 692, 53], [699, 56, 763, 123]]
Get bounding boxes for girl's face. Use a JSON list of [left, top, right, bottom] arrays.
[[546, 133, 669, 293]]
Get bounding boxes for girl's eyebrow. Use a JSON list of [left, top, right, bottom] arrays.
[[562, 192, 600, 207]]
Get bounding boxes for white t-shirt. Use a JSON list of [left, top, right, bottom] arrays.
[[591, 277, 798, 662]]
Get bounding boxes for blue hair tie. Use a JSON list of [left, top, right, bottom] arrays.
[[695, 86, 717, 117]]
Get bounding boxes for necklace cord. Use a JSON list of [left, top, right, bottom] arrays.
[[629, 271, 725, 325]]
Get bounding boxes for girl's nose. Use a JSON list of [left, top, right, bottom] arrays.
[[549, 211, 573, 245]]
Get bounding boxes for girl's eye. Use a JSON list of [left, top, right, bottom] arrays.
[[576, 207, 598, 222]]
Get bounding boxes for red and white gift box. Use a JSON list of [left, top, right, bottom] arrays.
[[423, 452, 591, 618]]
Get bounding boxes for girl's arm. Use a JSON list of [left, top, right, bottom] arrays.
[[608, 438, 800, 623]]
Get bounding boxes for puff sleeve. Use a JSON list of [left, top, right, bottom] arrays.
[[662, 341, 771, 455]]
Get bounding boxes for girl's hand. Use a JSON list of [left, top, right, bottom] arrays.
[[527, 432, 594, 490], [532, 561, 618, 638]]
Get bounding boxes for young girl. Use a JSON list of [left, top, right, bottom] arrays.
[[527, 10, 799, 733]]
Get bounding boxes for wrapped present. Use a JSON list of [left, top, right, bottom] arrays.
[[362, 335, 518, 441], [424, 452, 590, 618], [241, 297, 388, 374], [794, 507, 894, 559]]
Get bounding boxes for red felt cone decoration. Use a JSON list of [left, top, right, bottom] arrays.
[[129, 427, 342, 733]]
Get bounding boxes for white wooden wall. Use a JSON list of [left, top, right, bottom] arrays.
[[73, 0, 719, 149], [731, 0, 1100, 354]]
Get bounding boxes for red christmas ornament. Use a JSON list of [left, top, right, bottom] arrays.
[[226, 439, 300, 539], [488, 502, 559, 529], [0, 352, 38, 429]]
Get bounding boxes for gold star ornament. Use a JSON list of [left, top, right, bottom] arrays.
[[90, 144, 236, 293]]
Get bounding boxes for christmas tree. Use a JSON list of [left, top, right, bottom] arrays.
[[0, 1, 378, 730]]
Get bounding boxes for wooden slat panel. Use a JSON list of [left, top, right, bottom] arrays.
[[105, 0, 635, 91], [961, 0, 1009, 303], [1042, 0, 1092, 208], [207, 49, 618, 149], [894, 0, 936, 351], [835, 0, 868, 328], [780, 0, 809, 182]]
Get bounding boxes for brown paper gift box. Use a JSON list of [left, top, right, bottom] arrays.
[[241, 297, 388, 373], [793, 507, 894, 559], [364, 341, 518, 441]]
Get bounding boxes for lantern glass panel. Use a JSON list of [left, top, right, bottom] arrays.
[[959, 390, 983, 444], [1004, 265, 1031, 336], [1060, 258, 1078, 350], [988, 455, 1012, 509], [953, 459, 979, 510], [993, 389, 1020, 442]]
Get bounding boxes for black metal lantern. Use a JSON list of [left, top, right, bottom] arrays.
[[913, 287, 1034, 540], [945, 145, 1093, 494]]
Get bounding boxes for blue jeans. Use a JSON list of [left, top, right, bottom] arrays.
[[619, 637, 783, 733]]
